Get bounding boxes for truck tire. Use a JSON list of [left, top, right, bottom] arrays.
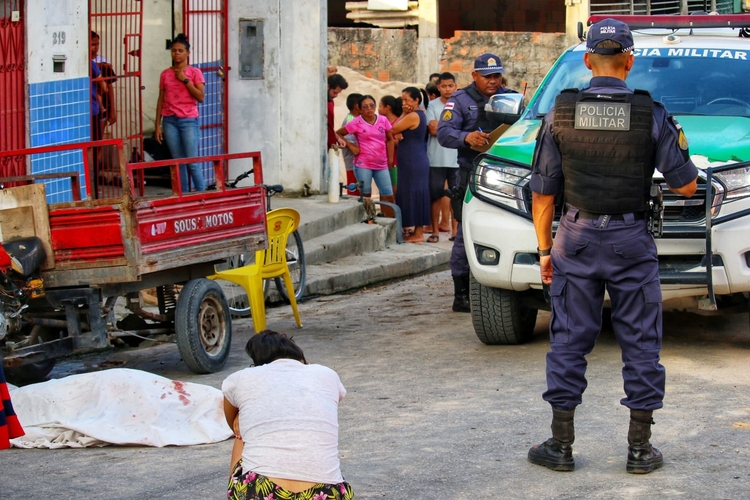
[[469, 276, 537, 345], [175, 279, 232, 374]]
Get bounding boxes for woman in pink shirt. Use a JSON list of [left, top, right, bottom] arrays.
[[154, 34, 206, 192], [335, 95, 396, 215]]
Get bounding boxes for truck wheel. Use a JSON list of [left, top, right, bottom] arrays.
[[469, 276, 537, 345], [175, 279, 232, 374]]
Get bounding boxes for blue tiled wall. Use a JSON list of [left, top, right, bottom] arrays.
[[195, 62, 224, 186], [28, 77, 92, 202]]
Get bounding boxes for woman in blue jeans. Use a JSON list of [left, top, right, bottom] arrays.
[[154, 33, 206, 192]]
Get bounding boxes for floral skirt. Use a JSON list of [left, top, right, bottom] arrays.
[[228, 461, 354, 500]]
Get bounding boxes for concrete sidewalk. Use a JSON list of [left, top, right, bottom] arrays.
[[273, 194, 454, 298]]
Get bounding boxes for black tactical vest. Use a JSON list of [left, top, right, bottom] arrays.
[[553, 89, 655, 214]]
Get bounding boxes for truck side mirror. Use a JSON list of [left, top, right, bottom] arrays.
[[485, 94, 525, 126]]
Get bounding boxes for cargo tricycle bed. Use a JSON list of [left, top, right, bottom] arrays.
[[0, 140, 268, 381]]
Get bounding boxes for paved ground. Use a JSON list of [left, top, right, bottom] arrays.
[[2, 270, 749, 499]]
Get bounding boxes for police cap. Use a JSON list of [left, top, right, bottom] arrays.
[[473, 53, 505, 75], [586, 18, 634, 55]]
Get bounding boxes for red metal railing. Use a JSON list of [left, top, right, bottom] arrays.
[[0, 1, 26, 179], [0, 139, 125, 201], [126, 151, 264, 198], [89, 0, 144, 195]]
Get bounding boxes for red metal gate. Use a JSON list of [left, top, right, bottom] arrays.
[[183, 0, 229, 185], [0, 1, 26, 178], [89, 0, 144, 198]]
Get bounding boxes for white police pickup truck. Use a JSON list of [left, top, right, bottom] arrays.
[[464, 14, 750, 344]]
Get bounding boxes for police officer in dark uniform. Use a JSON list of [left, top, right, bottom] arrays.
[[527, 18, 698, 474], [437, 53, 517, 312]]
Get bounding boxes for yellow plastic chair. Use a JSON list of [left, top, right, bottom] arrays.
[[210, 208, 303, 333]]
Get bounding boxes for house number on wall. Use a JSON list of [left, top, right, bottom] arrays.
[[52, 32, 67, 45]]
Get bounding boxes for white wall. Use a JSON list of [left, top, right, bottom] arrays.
[[26, 0, 89, 84], [228, 0, 326, 191], [142, 0, 174, 133]]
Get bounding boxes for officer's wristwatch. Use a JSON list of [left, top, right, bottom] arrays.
[[537, 247, 552, 257], [183, 78, 190, 85]]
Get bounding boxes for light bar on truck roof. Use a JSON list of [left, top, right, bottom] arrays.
[[587, 14, 750, 30]]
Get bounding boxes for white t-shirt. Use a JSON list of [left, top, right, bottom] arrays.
[[426, 99, 459, 168], [222, 358, 346, 483]]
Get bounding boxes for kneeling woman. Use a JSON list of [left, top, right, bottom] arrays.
[[223, 330, 354, 500]]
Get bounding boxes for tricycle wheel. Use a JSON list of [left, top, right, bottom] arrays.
[[5, 359, 56, 386], [175, 279, 232, 374], [4, 326, 57, 385]]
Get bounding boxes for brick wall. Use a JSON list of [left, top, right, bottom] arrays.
[[328, 28, 569, 100], [328, 28, 419, 83], [441, 30, 569, 98]]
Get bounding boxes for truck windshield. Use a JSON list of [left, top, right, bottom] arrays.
[[528, 47, 750, 119]]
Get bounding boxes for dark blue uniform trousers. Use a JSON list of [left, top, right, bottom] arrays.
[[450, 221, 469, 277], [544, 208, 665, 412]]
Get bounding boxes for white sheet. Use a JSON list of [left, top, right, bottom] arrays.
[[9, 368, 233, 448]]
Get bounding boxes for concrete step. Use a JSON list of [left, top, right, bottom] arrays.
[[304, 217, 397, 267], [263, 193, 453, 301], [274, 195, 365, 241], [303, 237, 452, 297]]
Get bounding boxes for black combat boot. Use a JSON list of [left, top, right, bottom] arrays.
[[627, 409, 663, 474], [452, 275, 470, 313], [528, 408, 575, 471]]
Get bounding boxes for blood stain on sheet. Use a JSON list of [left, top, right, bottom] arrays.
[[172, 380, 191, 406]]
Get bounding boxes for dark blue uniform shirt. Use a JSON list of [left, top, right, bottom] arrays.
[[437, 83, 516, 170], [530, 76, 699, 196]]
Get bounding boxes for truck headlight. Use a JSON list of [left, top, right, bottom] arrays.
[[472, 159, 531, 213], [713, 165, 750, 200]]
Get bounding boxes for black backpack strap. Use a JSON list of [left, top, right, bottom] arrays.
[[463, 85, 485, 104]]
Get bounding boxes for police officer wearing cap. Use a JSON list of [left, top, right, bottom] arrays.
[[527, 19, 699, 474], [437, 53, 517, 313]]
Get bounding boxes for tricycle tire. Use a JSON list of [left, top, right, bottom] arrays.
[[5, 359, 56, 386], [175, 279, 232, 374], [4, 326, 58, 385]]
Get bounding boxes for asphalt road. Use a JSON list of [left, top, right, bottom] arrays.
[[2, 270, 749, 499]]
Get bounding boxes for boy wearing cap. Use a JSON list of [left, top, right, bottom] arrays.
[[527, 18, 698, 474], [437, 53, 517, 313]]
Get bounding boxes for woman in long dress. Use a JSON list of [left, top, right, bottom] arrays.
[[391, 87, 432, 243]]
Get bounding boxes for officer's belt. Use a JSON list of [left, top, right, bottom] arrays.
[[567, 207, 646, 221]]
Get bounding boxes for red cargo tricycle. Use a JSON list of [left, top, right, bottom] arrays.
[[0, 139, 268, 383]]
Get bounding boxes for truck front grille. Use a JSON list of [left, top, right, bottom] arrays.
[[661, 180, 707, 223]]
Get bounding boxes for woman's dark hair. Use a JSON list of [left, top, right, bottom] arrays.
[[425, 82, 440, 99], [245, 330, 307, 366], [380, 95, 402, 116], [171, 33, 190, 51], [357, 94, 376, 108], [394, 97, 403, 116], [402, 86, 423, 105]]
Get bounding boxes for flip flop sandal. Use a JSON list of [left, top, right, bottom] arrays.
[[427, 234, 439, 243]]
